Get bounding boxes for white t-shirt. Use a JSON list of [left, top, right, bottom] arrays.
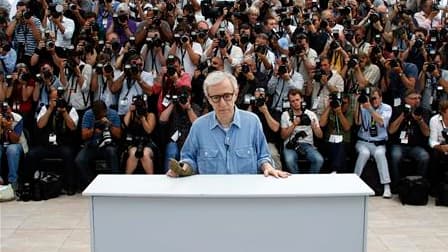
[[174, 42, 203, 77], [117, 71, 154, 115]]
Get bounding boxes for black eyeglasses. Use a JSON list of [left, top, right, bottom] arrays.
[[208, 93, 234, 103]]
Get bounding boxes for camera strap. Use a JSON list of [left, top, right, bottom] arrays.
[[0, 58, 6, 74], [179, 47, 187, 66], [150, 50, 159, 74], [360, 107, 372, 132], [273, 78, 285, 110]]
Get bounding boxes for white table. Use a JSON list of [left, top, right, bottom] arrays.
[[83, 174, 374, 252]]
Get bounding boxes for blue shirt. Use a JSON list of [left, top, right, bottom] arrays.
[[180, 108, 274, 174], [357, 103, 392, 141], [0, 49, 17, 74], [81, 108, 121, 145]]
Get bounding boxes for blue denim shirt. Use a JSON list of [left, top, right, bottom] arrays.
[[180, 108, 273, 174]]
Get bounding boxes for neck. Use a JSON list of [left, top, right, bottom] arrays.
[[216, 109, 235, 128]]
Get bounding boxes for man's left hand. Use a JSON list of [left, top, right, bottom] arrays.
[[262, 164, 290, 178]]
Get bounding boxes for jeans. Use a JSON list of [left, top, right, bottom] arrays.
[[354, 141, 390, 184], [164, 141, 179, 173], [390, 145, 429, 185], [283, 143, 323, 174], [25, 145, 77, 189], [0, 144, 23, 183], [75, 145, 119, 188]]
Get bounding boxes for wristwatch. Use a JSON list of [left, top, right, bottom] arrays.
[[398, 72, 404, 77]]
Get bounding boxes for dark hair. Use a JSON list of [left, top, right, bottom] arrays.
[[92, 100, 107, 120], [287, 88, 302, 99]]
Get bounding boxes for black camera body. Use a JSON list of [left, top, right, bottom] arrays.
[[357, 87, 371, 104], [329, 92, 342, 108], [56, 87, 67, 109], [255, 45, 267, 55], [132, 94, 147, 117], [442, 128, 448, 143], [285, 130, 308, 156], [278, 64, 288, 75], [347, 56, 359, 69], [241, 64, 250, 74], [313, 69, 325, 82]]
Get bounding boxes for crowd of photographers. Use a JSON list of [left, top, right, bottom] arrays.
[[0, 0, 447, 198]]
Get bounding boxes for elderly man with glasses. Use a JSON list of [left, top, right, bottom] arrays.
[[167, 71, 289, 178]]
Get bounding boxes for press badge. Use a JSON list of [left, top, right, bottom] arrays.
[[162, 96, 171, 107], [120, 98, 129, 106], [400, 131, 408, 144], [171, 130, 180, 142], [312, 97, 320, 110], [329, 134, 343, 143], [394, 98, 401, 107], [49, 133, 57, 145]]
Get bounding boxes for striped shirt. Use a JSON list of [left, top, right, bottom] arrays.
[[13, 16, 42, 57]]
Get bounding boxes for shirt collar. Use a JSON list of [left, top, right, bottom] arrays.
[[209, 106, 241, 129]]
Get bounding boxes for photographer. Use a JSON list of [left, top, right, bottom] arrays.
[[106, 3, 137, 45], [419, 59, 447, 112], [267, 54, 304, 112], [135, 6, 173, 45], [123, 94, 157, 174], [235, 56, 268, 108], [429, 100, 448, 188], [30, 30, 63, 72], [0, 102, 28, 191], [354, 87, 393, 198], [384, 57, 418, 107], [343, 52, 381, 94], [320, 92, 353, 173], [76, 100, 121, 189], [3, 63, 35, 131], [414, 0, 444, 30], [311, 56, 344, 118], [0, 40, 17, 75], [24, 87, 78, 195], [280, 88, 323, 174], [6, 0, 42, 65], [400, 28, 429, 72], [60, 39, 93, 114], [388, 89, 430, 189], [249, 87, 283, 170], [111, 54, 154, 116], [141, 29, 169, 75], [159, 86, 200, 173], [91, 53, 117, 109], [32, 62, 64, 114], [251, 33, 275, 73], [42, 3, 75, 58], [169, 27, 202, 76], [236, 23, 253, 56], [290, 33, 318, 98], [205, 27, 243, 74]]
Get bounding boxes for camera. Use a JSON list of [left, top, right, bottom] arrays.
[[56, 86, 67, 109], [96, 63, 104, 74], [330, 40, 340, 50], [285, 130, 308, 156], [426, 63, 436, 73], [369, 12, 380, 23], [1, 102, 10, 118], [46, 40, 55, 49], [181, 35, 189, 44], [241, 64, 250, 74], [278, 64, 288, 75], [98, 125, 113, 148], [442, 128, 448, 143], [19, 72, 31, 82], [219, 38, 227, 48], [133, 136, 146, 158], [69, 3, 77, 11], [132, 94, 148, 117], [403, 104, 412, 116], [255, 45, 267, 55], [313, 69, 325, 82], [177, 91, 189, 105], [347, 56, 359, 69], [357, 87, 371, 104], [390, 59, 400, 68], [167, 64, 176, 76], [329, 92, 342, 108], [414, 38, 424, 49]]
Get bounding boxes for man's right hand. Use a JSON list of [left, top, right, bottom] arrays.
[[166, 159, 193, 177]]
